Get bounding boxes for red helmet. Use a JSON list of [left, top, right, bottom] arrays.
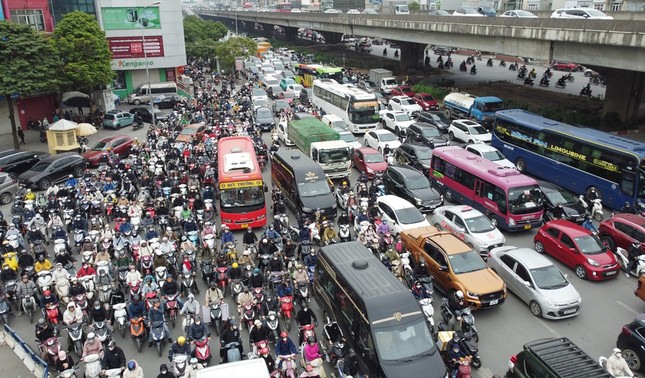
[[280, 331, 288, 338], [260, 348, 269, 356], [43, 290, 51, 297]]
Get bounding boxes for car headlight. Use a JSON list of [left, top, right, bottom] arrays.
[[415, 198, 423, 205], [586, 258, 600, 267], [509, 218, 516, 226], [544, 296, 556, 306], [366, 167, 374, 173], [476, 239, 487, 247], [302, 207, 313, 213], [466, 291, 479, 299]]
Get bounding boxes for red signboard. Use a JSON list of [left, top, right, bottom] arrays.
[[108, 36, 164, 59]]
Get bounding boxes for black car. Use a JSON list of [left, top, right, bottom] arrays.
[[405, 122, 449, 148], [383, 164, 443, 212], [537, 180, 586, 224], [18, 153, 86, 190], [293, 112, 315, 121], [254, 106, 276, 131], [128, 107, 167, 123], [617, 314, 645, 373], [394, 143, 433, 176], [0, 150, 50, 179], [415, 111, 451, 132], [153, 95, 184, 109]]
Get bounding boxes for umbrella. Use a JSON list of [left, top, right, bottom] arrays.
[[76, 123, 97, 137], [62, 91, 91, 108], [48, 119, 78, 131]]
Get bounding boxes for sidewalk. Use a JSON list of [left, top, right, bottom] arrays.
[[0, 344, 37, 377], [0, 130, 50, 154]]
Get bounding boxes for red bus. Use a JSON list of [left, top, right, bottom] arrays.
[[218, 136, 268, 230], [430, 146, 544, 232], [275, 2, 293, 12]]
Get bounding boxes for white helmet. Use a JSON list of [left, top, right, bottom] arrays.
[[456, 290, 464, 299]]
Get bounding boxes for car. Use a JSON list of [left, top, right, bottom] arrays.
[[0, 150, 50, 180], [383, 164, 443, 213], [598, 213, 645, 253], [293, 112, 314, 121], [272, 99, 290, 116], [393, 143, 433, 175], [362, 8, 378, 14], [405, 122, 449, 149], [346, 8, 360, 14], [333, 127, 362, 151], [82, 135, 134, 167], [279, 90, 296, 104], [388, 96, 422, 116], [351, 147, 388, 179], [285, 84, 303, 97], [377, 195, 430, 236], [432, 205, 505, 255], [379, 110, 415, 136], [128, 107, 167, 123], [276, 120, 294, 146], [266, 84, 283, 99], [536, 180, 587, 224], [364, 129, 401, 153], [176, 122, 207, 143], [252, 87, 269, 102], [412, 93, 439, 111], [254, 106, 275, 131], [415, 111, 451, 132], [465, 144, 515, 168], [428, 10, 451, 16], [324, 8, 341, 13], [500, 10, 538, 18], [617, 314, 645, 372], [102, 110, 134, 130], [488, 246, 581, 319], [357, 80, 378, 91], [477, 6, 496, 16], [550, 61, 582, 71], [279, 77, 296, 91], [550, 8, 614, 19], [453, 8, 485, 16], [152, 94, 184, 109], [18, 153, 86, 190], [0, 173, 18, 205], [281, 70, 296, 79], [252, 98, 269, 110], [448, 119, 491, 144], [390, 86, 415, 98], [534, 220, 621, 280]]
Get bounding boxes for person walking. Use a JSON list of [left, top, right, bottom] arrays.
[[18, 128, 25, 145]]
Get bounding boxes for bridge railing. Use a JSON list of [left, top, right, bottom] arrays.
[[1, 324, 48, 378]]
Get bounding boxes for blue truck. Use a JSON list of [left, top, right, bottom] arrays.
[[443, 92, 504, 129]]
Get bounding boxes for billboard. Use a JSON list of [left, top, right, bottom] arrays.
[[101, 7, 161, 30], [108, 36, 165, 59]]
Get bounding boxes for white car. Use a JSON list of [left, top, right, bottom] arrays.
[[452, 8, 485, 16], [377, 195, 430, 236], [379, 110, 415, 135], [500, 10, 538, 18], [364, 129, 401, 153], [333, 127, 362, 151], [465, 144, 515, 169], [324, 8, 341, 13], [388, 96, 422, 116], [431, 205, 505, 256], [251, 88, 268, 102], [286, 84, 303, 97], [276, 120, 294, 146], [447, 119, 491, 144], [346, 9, 360, 14], [550, 8, 613, 19]]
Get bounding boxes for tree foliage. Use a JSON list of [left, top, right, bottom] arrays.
[[186, 39, 220, 60], [408, 2, 420, 11], [184, 16, 228, 44], [214, 37, 257, 72], [52, 11, 114, 92]]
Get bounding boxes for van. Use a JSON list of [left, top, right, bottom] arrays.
[[127, 82, 178, 105], [195, 358, 270, 377], [321, 114, 347, 129], [271, 149, 337, 222], [394, 4, 410, 14]]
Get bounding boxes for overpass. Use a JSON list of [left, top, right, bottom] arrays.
[[200, 11, 645, 125]]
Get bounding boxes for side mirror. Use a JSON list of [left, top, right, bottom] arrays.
[[523, 281, 531, 287], [464, 131, 470, 135], [569, 247, 577, 253]]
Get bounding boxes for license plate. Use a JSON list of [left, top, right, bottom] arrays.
[[606, 270, 617, 276], [563, 309, 576, 314], [489, 299, 499, 306], [524, 225, 532, 230], [241, 224, 248, 228]]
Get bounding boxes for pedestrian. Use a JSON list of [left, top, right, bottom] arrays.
[[18, 128, 25, 145], [77, 106, 84, 116]]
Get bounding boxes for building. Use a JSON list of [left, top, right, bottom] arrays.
[[3, 0, 55, 32], [50, 0, 97, 23]]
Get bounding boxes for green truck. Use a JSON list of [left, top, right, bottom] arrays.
[[287, 118, 351, 180]]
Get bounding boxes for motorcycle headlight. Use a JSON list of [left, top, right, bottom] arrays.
[[302, 207, 313, 213]]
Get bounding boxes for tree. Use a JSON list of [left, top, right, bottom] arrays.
[[408, 2, 420, 11], [52, 12, 114, 93], [184, 16, 228, 43], [214, 37, 257, 72], [0, 22, 61, 149], [186, 39, 220, 60]]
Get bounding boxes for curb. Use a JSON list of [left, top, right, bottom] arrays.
[[611, 128, 645, 135]]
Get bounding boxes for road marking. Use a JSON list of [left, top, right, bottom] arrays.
[[617, 300, 638, 315], [537, 318, 561, 338]]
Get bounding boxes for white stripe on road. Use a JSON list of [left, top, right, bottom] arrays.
[[617, 300, 638, 315]]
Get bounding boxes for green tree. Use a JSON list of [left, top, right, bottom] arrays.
[[52, 12, 114, 93], [184, 15, 227, 43], [0, 22, 61, 149], [214, 37, 257, 72], [186, 39, 220, 60], [408, 1, 420, 11]]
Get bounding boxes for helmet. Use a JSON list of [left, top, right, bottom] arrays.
[[253, 268, 261, 275], [280, 331, 288, 338], [93, 301, 100, 307], [232, 263, 239, 269], [177, 336, 186, 346], [307, 336, 315, 344], [456, 290, 464, 299], [210, 282, 217, 288], [454, 310, 462, 318], [108, 340, 116, 349], [68, 174, 73, 178], [43, 290, 51, 297], [38, 318, 46, 326], [190, 357, 198, 365], [420, 260, 426, 267], [58, 350, 67, 360], [87, 332, 96, 340], [260, 347, 269, 356], [128, 361, 136, 371]]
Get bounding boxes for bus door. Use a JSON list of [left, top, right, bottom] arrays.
[[475, 179, 504, 220]]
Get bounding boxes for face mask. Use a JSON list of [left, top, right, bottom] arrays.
[[210, 287, 216, 291], [161, 369, 168, 374], [94, 306, 100, 310]]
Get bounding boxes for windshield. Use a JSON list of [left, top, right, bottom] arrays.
[[530, 265, 569, 290], [481, 149, 506, 161], [220, 186, 265, 210], [379, 133, 397, 142], [104, 114, 115, 120], [394, 114, 412, 122], [30, 161, 50, 172], [416, 149, 433, 160], [508, 186, 543, 215], [517, 10, 533, 16], [406, 176, 430, 190], [373, 318, 434, 362], [543, 186, 577, 205], [181, 128, 198, 135], [449, 250, 487, 274], [484, 102, 504, 112], [252, 89, 265, 97], [465, 215, 496, 233], [257, 109, 273, 118], [254, 99, 268, 107], [574, 235, 605, 255], [364, 153, 385, 163], [430, 113, 449, 124], [275, 100, 289, 109], [421, 127, 440, 137], [421, 95, 434, 101], [319, 148, 350, 164], [92, 141, 108, 151], [349, 102, 378, 125], [468, 126, 489, 135], [401, 99, 416, 106], [395, 207, 426, 225], [339, 133, 356, 144], [385, 79, 397, 85], [298, 180, 332, 198], [586, 9, 607, 16]]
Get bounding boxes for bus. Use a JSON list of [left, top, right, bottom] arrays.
[[217, 136, 268, 230], [492, 109, 645, 210], [275, 2, 293, 11], [312, 79, 379, 133], [294, 63, 344, 88], [430, 146, 544, 232]]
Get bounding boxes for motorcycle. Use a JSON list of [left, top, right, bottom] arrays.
[[215, 267, 228, 297], [37, 269, 53, 293], [150, 320, 166, 357], [165, 294, 179, 328], [67, 322, 85, 357], [39, 336, 62, 365], [84, 353, 103, 378], [322, 316, 345, 368], [420, 297, 435, 333], [112, 303, 128, 338], [222, 341, 242, 363], [266, 310, 280, 342], [209, 302, 227, 336], [200, 260, 213, 285], [194, 338, 212, 365], [579, 195, 603, 222], [45, 301, 60, 326], [523, 77, 534, 87], [555, 78, 567, 88], [92, 319, 111, 344], [129, 317, 147, 352], [0, 296, 12, 325], [231, 279, 244, 300], [181, 272, 196, 297], [21, 295, 37, 323], [296, 282, 310, 303], [278, 353, 297, 378], [280, 295, 294, 331], [539, 76, 550, 87], [242, 303, 256, 331], [300, 323, 317, 344], [155, 266, 168, 288], [614, 247, 645, 277]]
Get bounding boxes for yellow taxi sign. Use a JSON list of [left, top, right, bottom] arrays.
[[219, 180, 263, 190]]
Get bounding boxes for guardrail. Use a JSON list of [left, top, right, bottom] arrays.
[[0, 324, 48, 378]]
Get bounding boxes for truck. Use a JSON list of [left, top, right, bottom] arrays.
[[442, 92, 504, 129], [369, 68, 398, 94], [381, 0, 410, 14], [288, 118, 352, 179]]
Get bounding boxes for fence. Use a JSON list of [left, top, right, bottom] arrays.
[[0, 324, 48, 378]]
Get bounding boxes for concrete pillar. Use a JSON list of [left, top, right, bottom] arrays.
[[398, 41, 425, 72], [320, 31, 342, 45], [600, 68, 645, 126], [282, 26, 299, 41]]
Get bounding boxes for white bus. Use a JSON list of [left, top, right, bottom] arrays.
[[312, 79, 379, 134]]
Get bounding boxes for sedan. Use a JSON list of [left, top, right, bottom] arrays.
[[364, 130, 401, 153], [537, 180, 587, 224], [405, 122, 449, 149], [128, 107, 167, 123], [377, 195, 430, 236], [279, 91, 296, 104], [153, 95, 184, 109], [0, 150, 50, 180], [616, 315, 645, 372], [352, 147, 387, 179], [102, 110, 134, 130], [388, 96, 422, 116], [383, 164, 443, 213], [280, 78, 296, 91], [0, 173, 18, 205], [534, 220, 621, 280], [176, 122, 207, 143], [272, 99, 290, 116], [18, 153, 86, 190], [432, 205, 505, 256], [254, 107, 275, 131], [82, 135, 134, 167], [500, 10, 538, 18], [488, 246, 581, 319], [551, 62, 581, 71], [380, 110, 415, 136], [394, 143, 433, 175], [391, 86, 415, 98], [416, 111, 451, 132], [413, 93, 439, 111]]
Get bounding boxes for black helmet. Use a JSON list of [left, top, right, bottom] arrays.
[[307, 336, 315, 344], [132, 294, 140, 301]]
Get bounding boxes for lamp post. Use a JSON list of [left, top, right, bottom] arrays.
[[141, 0, 161, 129]]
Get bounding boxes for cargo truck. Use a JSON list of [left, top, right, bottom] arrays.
[[369, 68, 398, 94], [443, 92, 504, 129], [288, 118, 351, 179]]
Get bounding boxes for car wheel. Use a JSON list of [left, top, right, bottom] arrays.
[[600, 235, 615, 251], [623, 348, 641, 371], [378, 147, 382, 154], [529, 301, 542, 317], [468, 140, 474, 145], [116, 123, 121, 130], [534, 240, 545, 253], [575, 265, 587, 279], [516, 158, 527, 173], [434, 223, 442, 230], [38, 178, 51, 191], [0, 192, 11, 205], [134, 99, 141, 105], [444, 190, 454, 203], [448, 131, 455, 141], [73, 166, 84, 177], [395, 126, 400, 135]]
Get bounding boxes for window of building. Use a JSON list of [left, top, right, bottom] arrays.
[[594, 3, 605, 9], [611, 2, 621, 10], [10, 9, 45, 31], [113, 71, 126, 90]]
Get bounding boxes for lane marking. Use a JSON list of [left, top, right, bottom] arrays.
[[617, 300, 638, 315]]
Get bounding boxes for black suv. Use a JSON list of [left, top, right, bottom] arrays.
[[382, 164, 443, 213], [394, 143, 433, 175], [405, 122, 449, 149], [415, 111, 451, 132], [0, 150, 50, 179], [18, 153, 86, 190], [617, 314, 645, 373]]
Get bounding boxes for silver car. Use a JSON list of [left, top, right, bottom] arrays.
[[0, 173, 18, 205], [488, 246, 582, 320]]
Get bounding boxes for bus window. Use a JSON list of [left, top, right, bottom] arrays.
[[621, 171, 636, 197], [485, 183, 507, 213]]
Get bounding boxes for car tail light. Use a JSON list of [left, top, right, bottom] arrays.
[[622, 326, 633, 336], [508, 354, 517, 370]]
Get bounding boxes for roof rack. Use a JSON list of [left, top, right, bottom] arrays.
[[524, 338, 612, 378]]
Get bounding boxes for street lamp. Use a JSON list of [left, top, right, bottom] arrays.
[[141, 0, 161, 129]]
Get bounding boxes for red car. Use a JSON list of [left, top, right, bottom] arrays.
[[390, 85, 415, 97], [352, 147, 388, 179], [83, 135, 134, 167], [551, 62, 581, 72], [413, 93, 439, 111], [599, 214, 645, 253], [534, 220, 620, 281]]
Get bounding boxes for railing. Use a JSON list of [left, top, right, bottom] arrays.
[[0, 324, 48, 378]]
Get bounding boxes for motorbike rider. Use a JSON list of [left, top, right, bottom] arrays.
[[260, 347, 277, 375], [342, 348, 367, 378], [40, 289, 59, 310], [242, 227, 258, 248], [296, 302, 318, 345], [448, 290, 467, 314], [0, 262, 16, 284], [249, 319, 272, 353], [446, 310, 464, 333], [304, 250, 317, 269], [626, 241, 642, 277], [552, 203, 566, 220], [34, 255, 53, 273], [125, 264, 142, 293], [35, 317, 56, 343], [302, 336, 322, 365], [275, 331, 298, 369], [205, 281, 224, 305], [237, 286, 255, 314], [268, 253, 285, 273], [153, 249, 168, 269], [142, 275, 159, 296], [55, 350, 75, 373], [187, 316, 210, 354], [148, 299, 173, 347], [238, 249, 255, 268], [322, 221, 337, 244], [621, 201, 636, 214], [18, 249, 34, 276], [168, 336, 191, 362], [180, 293, 200, 319], [127, 294, 147, 320], [62, 302, 84, 351], [411, 280, 432, 300], [101, 339, 126, 372], [220, 319, 243, 363], [606, 348, 634, 377], [89, 300, 109, 325], [221, 225, 235, 246], [16, 274, 38, 314], [77, 262, 97, 278]]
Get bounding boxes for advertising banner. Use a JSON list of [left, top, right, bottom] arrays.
[[101, 7, 161, 30], [108, 36, 164, 59]]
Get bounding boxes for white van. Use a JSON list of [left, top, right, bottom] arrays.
[[127, 82, 178, 105], [394, 4, 410, 14], [321, 114, 347, 129], [195, 358, 270, 378]]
